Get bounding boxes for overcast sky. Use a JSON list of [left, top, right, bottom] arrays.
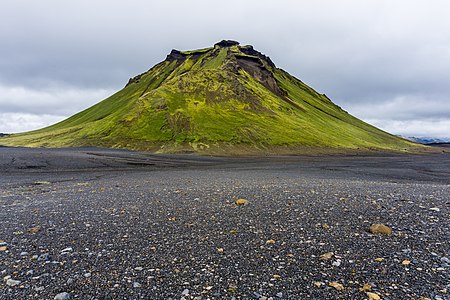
[[1, 0, 449, 138]]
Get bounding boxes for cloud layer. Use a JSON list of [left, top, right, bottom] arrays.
[[1, 0, 449, 138]]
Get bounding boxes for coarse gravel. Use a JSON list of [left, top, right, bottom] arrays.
[[0, 148, 449, 299]]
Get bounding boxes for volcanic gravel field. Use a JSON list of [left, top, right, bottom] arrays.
[[0, 147, 449, 299]]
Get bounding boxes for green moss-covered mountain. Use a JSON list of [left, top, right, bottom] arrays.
[[1, 40, 421, 154]]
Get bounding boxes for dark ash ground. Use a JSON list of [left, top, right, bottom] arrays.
[[0, 148, 449, 300]]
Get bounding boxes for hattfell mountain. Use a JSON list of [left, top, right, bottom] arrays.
[[1, 40, 419, 154]]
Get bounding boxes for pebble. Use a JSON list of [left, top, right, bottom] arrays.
[[84, 272, 92, 278], [54, 292, 70, 300], [6, 279, 21, 286], [429, 207, 440, 212], [440, 257, 450, 264], [332, 259, 342, 267], [61, 247, 73, 253], [182, 288, 190, 295], [369, 223, 392, 235], [133, 282, 141, 288]]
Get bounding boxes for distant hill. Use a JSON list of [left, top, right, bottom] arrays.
[[403, 136, 450, 145], [0, 40, 422, 155]]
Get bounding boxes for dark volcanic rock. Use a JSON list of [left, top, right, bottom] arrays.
[[214, 40, 240, 47]]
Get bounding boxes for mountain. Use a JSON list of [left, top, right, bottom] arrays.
[[0, 40, 421, 155], [403, 136, 450, 144]]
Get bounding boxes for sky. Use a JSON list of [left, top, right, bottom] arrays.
[[1, 0, 449, 139]]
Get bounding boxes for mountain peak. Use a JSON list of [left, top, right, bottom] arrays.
[[214, 40, 240, 48]]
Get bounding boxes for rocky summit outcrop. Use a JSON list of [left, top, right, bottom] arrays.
[[0, 40, 420, 154]]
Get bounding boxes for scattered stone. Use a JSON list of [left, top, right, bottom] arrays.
[[235, 199, 248, 205], [319, 252, 334, 261], [359, 283, 372, 291], [54, 292, 70, 300], [133, 282, 141, 288], [322, 223, 331, 229], [217, 248, 224, 252], [6, 279, 21, 287], [441, 257, 450, 264], [329, 281, 344, 291], [60, 247, 73, 253], [266, 239, 276, 244], [429, 207, 440, 212], [20, 251, 28, 256], [369, 224, 392, 235], [28, 227, 41, 233], [276, 292, 283, 298], [272, 274, 281, 279], [0, 246, 7, 251], [0, 240, 6, 246], [182, 288, 189, 295], [366, 292, 381, 300], [134, 267, 143, 271], [374, 257, 385, 262], [84, 272, 92, 278], [401, 260, 411, 265], [332, 259, 342, 267], [314, 281, 323, 288]]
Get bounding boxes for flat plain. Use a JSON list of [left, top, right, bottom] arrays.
[[0, 147, 449, 299]]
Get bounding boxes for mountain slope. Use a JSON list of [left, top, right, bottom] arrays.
[[0, 40, 421, 154]]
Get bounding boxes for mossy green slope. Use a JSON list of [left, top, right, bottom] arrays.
[[1, 40, 421, 154]]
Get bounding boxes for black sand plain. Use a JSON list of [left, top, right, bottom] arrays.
[[0, 147, 449, 299]]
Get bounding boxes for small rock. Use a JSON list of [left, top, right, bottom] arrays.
[[276, 292, 283, 298], [429, 207, 440, 212], [332, 259, 342, 267], [369, 224, 392, 235], [329, 281, 344, 291], [401, 260, 411, 265], [266, 239, 276, 245], [359, 283, 372, 291], [28, 227, 41, 233], [217, 248, 224, 252], [84, 272, 91, 278], [319, 252, 334, 261], [182, 288, 190, 295], [441, 257, 450, 264], [235, 199, 248, 205], [366, 292, 381, 300], [314, 281, 323, 288], [61, 247, 73, 253], [133, 282, 141, 288], [54, 292, 70, 300], [6, 279, 21, 286], [0, 246, 7, 251], [134, 267, 143, 271], [20, 251, 28, 256]]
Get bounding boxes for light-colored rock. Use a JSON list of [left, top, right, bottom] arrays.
[[235, 199, 248, 205], [6, 279, 21, 286], [54, 292, 70, 300], [319, 252, 334, 261], [329, 281, 344, 291], [369, 224, 392, 235], [366, 292, 381, 300]]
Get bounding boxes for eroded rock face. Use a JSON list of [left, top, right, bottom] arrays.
[[214, 40, 240, 47], [166, 49, 186, 62]]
